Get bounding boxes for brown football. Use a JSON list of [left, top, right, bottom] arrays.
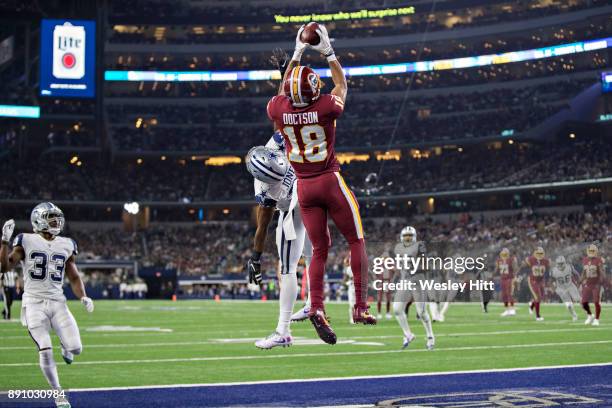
[[300, 22, 320, 45]]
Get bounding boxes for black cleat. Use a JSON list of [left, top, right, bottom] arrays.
[[309, 309, 337, 345]]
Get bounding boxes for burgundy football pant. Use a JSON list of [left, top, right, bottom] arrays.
[[297, 172, 368, 311]]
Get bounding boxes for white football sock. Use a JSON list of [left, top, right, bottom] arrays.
[[566, 302, 576, 317], [39, 349, 60, 389], [393, 302, 412, 337], [417, 303, 434, 339], [276, 272, 298, 336], [429, 302, 439, 320], [440, 302, 449, 316]]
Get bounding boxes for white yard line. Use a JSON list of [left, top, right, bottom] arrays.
[[0, 327, 608, 350], [0, 340, 611, 367]]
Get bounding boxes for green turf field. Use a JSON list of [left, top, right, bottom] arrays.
[[0, 300, 610, 390]]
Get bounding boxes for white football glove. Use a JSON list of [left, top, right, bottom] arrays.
[[292, 24, 308, 62], [81, 297, 94, 313], [1, 219, 15, 243], [312, 24, 334, 58]]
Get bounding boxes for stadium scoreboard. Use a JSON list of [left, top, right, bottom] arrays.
[[39, 19, 96, 98]]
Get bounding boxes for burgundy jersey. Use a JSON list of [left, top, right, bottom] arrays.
[[497, 257, 516, 279], [525, 256, 549, 281], [267, 93, 344, 179], [582, 256, 604, 285]]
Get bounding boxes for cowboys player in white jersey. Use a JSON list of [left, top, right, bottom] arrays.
[[1, 203, 94, 408], [245, 132, 313, 349], [392, 226, 435, 350], [551, 255, 580, 321]]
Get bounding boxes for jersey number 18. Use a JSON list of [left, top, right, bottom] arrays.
[[283, 125, 328, 163]]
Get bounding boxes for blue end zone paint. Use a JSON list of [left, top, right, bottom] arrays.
[[1, 365, 611, 407]]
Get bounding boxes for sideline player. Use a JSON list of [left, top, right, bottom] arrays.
[[2, 266, 20, 320], [496, 248, 518, 316], [245, 137, 313, 348], [524, 247, 549, 321], [1, 203, 94, 408], [392, 226, 435, 350], [551, 255, 580, 321], [267, 24, 376, 344], [581, 244, 605, 326]]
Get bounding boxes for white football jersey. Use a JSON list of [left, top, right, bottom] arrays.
[[394, 241, 424, 278], [13, 233, 78, 302], [254, 136, 297, 212], [551, 263, 575, 288]]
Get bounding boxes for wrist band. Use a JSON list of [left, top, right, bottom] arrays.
[[326, 53, 337, 62]]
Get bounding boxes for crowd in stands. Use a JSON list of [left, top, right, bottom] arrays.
[[106, 16, 610, 72], [2, 137, 610, 203], [38, 207, 612, 286], [106, 77, 594, 151]]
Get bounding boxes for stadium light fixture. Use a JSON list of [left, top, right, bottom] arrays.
[[123, 202, 140, 215]]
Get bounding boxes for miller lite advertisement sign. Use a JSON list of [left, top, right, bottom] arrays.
[[40, 19, 95, 98]]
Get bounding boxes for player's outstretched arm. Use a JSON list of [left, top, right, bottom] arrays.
[[278, 25, 307, 96], [66, 256, 94, 312], [0, 220, 22, 273], [311, 25, 347, 103]]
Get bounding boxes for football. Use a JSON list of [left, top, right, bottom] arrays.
[[300, 22, 320, 45]]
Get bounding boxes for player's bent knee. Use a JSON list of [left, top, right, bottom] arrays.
[[70, 346, 82, 355]]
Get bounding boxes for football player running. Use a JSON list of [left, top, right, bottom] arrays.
[[392, 226, 435, 350], [1, 203, 94, 408], [496, 248, 518, 316], [245, 134, 313, 349], [551, 255, 580, 321], [267, 24, 375, 345], [581, 244, 605, 326], [524, 247, 550, 321]]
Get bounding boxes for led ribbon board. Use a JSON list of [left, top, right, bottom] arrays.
[[273, 7, 416, 24], [0, 105, 40, 118], [104, 37, 611, 82]]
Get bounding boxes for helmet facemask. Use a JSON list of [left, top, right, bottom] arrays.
[[31, 204, 65, 236], [587, 244, 598, 258], [534, 247, 545, 260], [500, 248, 510, 259]]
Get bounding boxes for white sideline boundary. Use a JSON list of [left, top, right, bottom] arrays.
[[54, 362, 612, 393]]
